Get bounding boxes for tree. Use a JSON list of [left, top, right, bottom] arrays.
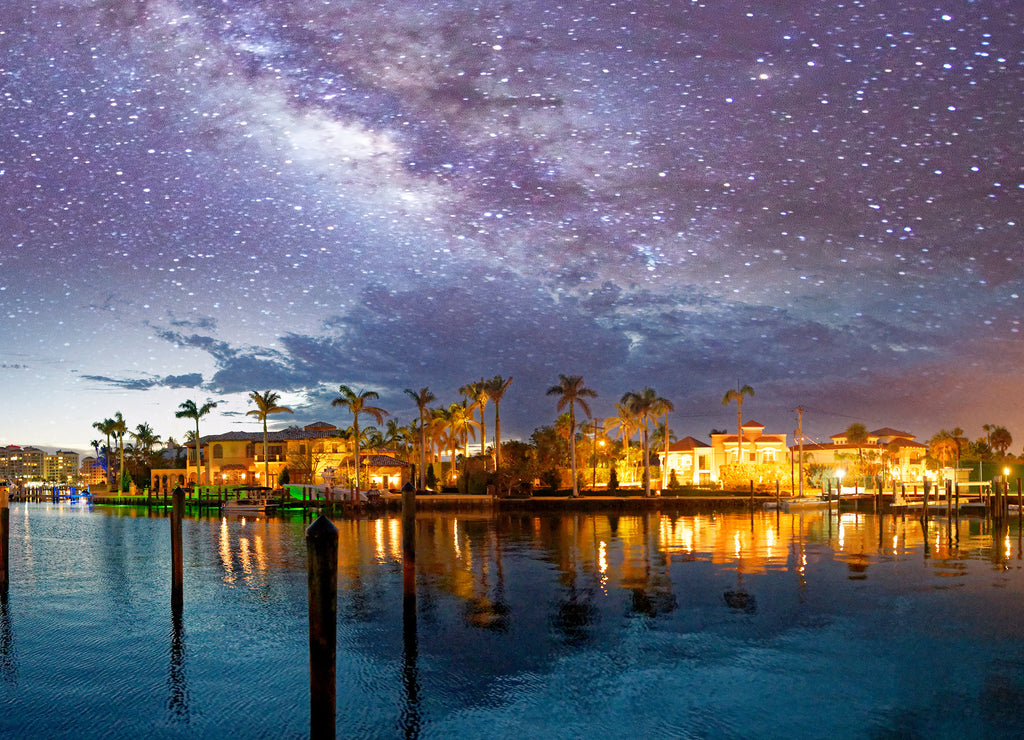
[[332, 385, 388, 499], [844, 422, 869, 480], [91, 418, 117, 487], [485, 375, 513, 472], [246, 390, 293, 487], [652, 414, 677, 491], [382, 418, 412, 459], [459, 379, 490, 458], [546, 374, 597, 498], [447, 401, 481, 481], [928, 431, 959, 470], [175, 399, 218, 486], [721, 385, 755, 460], [111, 412, 128, 491], [605, 402, 638, 483], [622, 388, 672, 497], [165, 436, 187, 468], [983, 424, 1013, 458], [129, 423, 162, 487]]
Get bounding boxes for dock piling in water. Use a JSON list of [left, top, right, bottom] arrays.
[[0, 488, 8, 591], [171, 487, 184, 611], [306, 515, 339, 740]]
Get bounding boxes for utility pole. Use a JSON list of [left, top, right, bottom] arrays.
[[797, 407, 805, 498]]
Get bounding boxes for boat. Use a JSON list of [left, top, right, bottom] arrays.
[[222, 486, 277, 515]]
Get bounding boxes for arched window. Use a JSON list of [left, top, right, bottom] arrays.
[[213, 444, 223, 459]]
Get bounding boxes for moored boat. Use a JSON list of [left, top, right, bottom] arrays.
[[222, 486, 277, 515]]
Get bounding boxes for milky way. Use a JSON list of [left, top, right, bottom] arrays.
[[1, 0, 1022, 449]]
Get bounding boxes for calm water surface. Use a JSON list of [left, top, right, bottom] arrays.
[[1, 502, 1023, 739]]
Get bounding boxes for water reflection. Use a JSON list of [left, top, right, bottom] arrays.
[[3, 503, 1023, 739], [0, 590, 15, 686], [167, 606, 190, 724]]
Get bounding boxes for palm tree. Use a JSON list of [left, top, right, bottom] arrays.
[[91, 418, 116, 487], [459, 379, 490, 457], [427, 409, 449, 465], [381, 418, 411, 458], [843, 422, 870, 481], [175, 399, 218, 486], [652, 417, 677, 490], [485, 376, 513, 472], [546, 374, 597, 497], [622, 388, 672, 497], [722, 384, 755, 461], [405, 387, 435, 489], [448, 401, 481, 464], [111, 412, 128, 491], [983, 424, 1013, 458], [605, 402, 638, 483], [928, 432, 959, 470], [332, 385, 388, 498], [246, 390, 294, 487], [165, 435, 186, 468]]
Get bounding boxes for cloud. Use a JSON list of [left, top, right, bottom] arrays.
[[80, 372, 204, 391]]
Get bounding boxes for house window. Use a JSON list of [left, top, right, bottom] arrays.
[[763, 449, 776, 462], [748, 452, 756, 462], [213, 444, 223, 459], [682, 455, 693, 470], [246, 443, 254, 458], [299, 444, 307, 455], [698, 455, 708, 469]]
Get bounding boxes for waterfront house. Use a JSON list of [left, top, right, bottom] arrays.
[[798, 427, 927, 484], [150, 421, 411, 494], [658, 436, 714, 486]]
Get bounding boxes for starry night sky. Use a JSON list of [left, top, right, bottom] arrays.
[[1, 0, 1022, 452]]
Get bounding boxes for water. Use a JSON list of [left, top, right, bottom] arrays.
[[1, 502, 1023, 739]]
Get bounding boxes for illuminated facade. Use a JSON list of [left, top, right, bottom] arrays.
[[43, 450, 80, 484], [151, 421, 411, 493], [79, 456, 108, 487], [659, 436, 714, 485], [800, 427, 927, 483]]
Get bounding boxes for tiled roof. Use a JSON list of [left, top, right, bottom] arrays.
[[361, 454, 410, 468], [870, 427, 915, 439], [741, 420, 765, 428], [666, 436, 711, 451], [202, 427, 347, 443]]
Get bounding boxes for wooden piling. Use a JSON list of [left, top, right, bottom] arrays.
[[306, 515, 339, 740], [946, 480, 952, 520], [0, 488, 8, 591], [402, 482, 416, 561], [171, 487, 184, 612], [1018, 478, 1022, 528]]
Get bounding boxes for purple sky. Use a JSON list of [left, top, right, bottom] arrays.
[[1, 1, 1022, 454]]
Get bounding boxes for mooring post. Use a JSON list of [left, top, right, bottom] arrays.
[[775, 480, 780, 508], [170, 487, 184, 612], [0, 487, 9, 591], [1017, 478, 1022, 528], [307, 515, 338, 740], [749, 480, 754, 509], [402, 481, 416, 561], [946, 480, 952, 520]]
